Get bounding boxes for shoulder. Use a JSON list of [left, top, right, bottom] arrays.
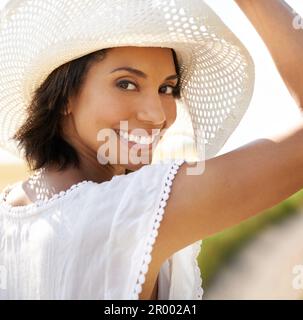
[[0, 181, 32, 207], [84, 159, 184, 207]]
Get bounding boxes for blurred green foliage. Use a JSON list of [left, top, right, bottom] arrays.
[[197, 189, 303, 289]]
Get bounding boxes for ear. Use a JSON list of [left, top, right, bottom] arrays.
[[61, 101, 72, 116], [65, 107, 71, 115]]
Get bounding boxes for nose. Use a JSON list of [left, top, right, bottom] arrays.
[[136, 94, 166, 126]]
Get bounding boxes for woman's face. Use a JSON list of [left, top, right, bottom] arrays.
[[64, 46, 179, 173]]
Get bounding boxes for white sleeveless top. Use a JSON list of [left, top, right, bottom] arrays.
[[0, 159, 203, 300]]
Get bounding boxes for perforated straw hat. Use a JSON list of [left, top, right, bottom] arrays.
[[0, 0, 255, 161]]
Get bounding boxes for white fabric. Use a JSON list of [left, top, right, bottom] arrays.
[[0, 159, 203, 300]]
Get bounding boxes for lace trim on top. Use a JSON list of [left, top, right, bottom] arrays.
[[193, 240, 204, 299], [131, 158, 203, 300], [0, 180, 94, 217]]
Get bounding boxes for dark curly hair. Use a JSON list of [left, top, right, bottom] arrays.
[[13, 48, 181, 172]]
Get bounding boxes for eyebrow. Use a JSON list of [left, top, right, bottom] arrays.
[[110, 67, 179, 81]]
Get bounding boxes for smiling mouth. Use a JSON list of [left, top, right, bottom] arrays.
[[114, 129, 161, 149]]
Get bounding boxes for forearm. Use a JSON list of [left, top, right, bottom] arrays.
[[234, 0, 303, 108]]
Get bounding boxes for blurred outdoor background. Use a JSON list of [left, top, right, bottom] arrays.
[[1, 0, 303, 299]]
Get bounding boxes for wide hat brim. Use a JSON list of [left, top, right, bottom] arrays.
[[0, 0, 255, 161]]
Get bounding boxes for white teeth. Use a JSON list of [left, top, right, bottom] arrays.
[[129, 134, 140, 143], [117, 130, 158, 145], [141, 136, 148, 144], [120, 131, 128, 139]]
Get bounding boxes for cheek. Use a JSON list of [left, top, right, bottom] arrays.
[[72, 105, 102, 149], [164, 101, 177, 127], [89, 86, 132, 122], [96, 96, 131, 124], [75, 93, 132, 147]]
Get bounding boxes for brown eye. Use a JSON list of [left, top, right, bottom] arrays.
[[117, 80, 137, 91], [159, 85, 177, 95]]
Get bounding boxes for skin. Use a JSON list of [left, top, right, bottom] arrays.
[[234, 0, 303, 108], [60, 46, 178, 180], [4, 1, 303, 300], [4, 46, 179, 299], [140, 0, 303, 299], [5, 46, 179, 204]]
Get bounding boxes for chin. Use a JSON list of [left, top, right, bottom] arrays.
[[124, 161, 150, 172]]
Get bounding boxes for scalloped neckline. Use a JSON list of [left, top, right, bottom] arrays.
[[0, 179, 94, 216]]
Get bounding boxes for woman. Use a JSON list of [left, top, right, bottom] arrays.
[[0, 0, 302, 300]]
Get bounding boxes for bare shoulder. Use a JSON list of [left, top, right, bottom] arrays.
[[1, 181, 34, 207], [153, 128, 303, 264]]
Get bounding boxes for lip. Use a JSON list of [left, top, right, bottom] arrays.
[[114, 128, 161, 137], [114, 129, 159, 151]]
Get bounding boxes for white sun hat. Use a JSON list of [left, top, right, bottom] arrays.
[[0, 0, 255, 162]]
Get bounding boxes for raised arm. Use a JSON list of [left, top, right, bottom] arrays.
[[154, 121, 303, 263], [234, 0, 303, 109]]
